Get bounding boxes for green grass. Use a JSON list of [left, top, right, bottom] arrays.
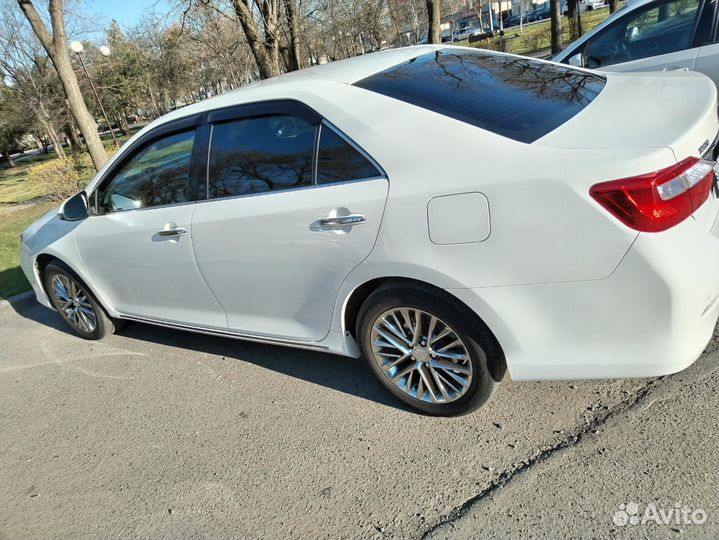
[[463, 6, 618, 56], [0, 134, 132, 205], [0, 164, 47, 204], [0, 202, 55, 299]]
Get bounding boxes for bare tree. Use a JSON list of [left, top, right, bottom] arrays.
[[283, 0, 302, 70], [0, 84, 27, 166], [426, 0, 440, 43], [17, 0, 108, 170], [0, 8, 67, 158], [178, 4, 255, 90], [566, 0, 583, 39], [231, 0, 282, 78], [549, 0, 562, 53], [609, 0, 618, 12]]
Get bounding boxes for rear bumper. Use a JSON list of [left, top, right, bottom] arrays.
[[452, 200, 719, 381]]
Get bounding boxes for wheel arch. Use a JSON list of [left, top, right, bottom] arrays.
[[341, 276, 507, 382], [35, 253, 81, 296], [35, 252, 58, 279], [34, 252, 118, 317]]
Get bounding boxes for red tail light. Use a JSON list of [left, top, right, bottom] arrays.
[[590, 157, 716, 233]]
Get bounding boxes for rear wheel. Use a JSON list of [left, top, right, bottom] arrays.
[[357, 283, 498, 416], [43, 261, 119, 340]]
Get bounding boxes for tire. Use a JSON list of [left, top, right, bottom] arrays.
[[43, 261, 120, 340], [357, 282, 499, 416]]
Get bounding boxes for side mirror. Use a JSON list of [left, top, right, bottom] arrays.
[[59, 191, 88, 221], [568, 52, 584, 67]]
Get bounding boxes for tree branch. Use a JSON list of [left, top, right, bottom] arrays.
[[16, 0, 55, 56]]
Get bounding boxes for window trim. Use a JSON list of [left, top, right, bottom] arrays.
[[89, 113, 205, 215], [318, 120, 387, 182], [206, 99, 322, 126], [88, 99, 388, 213], [707, 0, 719, 43], [576, 0, 707, 67], [191, 124, 212, 202], [200, 113, 387, 204], [694, 0, 717, 45]]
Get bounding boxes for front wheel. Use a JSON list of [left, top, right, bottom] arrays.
[[357, 283, 499, 416], [43, 261, 119, 340]]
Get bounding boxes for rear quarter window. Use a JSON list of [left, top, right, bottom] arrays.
[[353, 49, 605, 143]]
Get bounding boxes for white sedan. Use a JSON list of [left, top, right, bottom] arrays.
[[20, 45, 719, 415]]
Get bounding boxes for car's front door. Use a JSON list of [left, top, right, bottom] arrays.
[[579, 0, 704, 74], [74, 127, 227, 328], [191, 109, 388, 342]]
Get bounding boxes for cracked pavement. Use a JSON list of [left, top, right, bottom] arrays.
[[1, 296, 717, 539]]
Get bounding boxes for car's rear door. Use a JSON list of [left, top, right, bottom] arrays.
[[190, 102, 388, 342]]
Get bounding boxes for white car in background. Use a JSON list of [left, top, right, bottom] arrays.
[[19, 46, 719, 415], [554, 0, 719, 87], [561, 0, 606, 15], [584, 0, 607, 10]]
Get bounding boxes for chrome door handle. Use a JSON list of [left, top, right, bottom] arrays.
[[318, 214, 366, 228], [158, 227, 187, 237]]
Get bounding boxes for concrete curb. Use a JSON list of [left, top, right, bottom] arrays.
[[0, 290, 36, 312]]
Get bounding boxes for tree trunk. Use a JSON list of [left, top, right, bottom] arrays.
[[426, 0, 441, 44], [65, 120, 83, 148], [49, 51, 106, 169], [145, 74, 162, 118], [63, 129, 74, 150], [17, 0, 108, 171], [476, 0, 484, 32], [47, 128, 65, 159], [117, 113, 130, 137], [36, 133, 48, 153], [609, 0, 618, 13], [36, 100, 65, 159], [549, 0, 562, 54], [3, 148, 16, 167], [577, 11, 583, 37], [283, 0, 302, 71], [232, 0, 281, 79]]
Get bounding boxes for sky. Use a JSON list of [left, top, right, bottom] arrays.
[[83, 0, 175, 33]]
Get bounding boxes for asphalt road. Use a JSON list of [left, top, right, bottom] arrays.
[[1, 295, 717, 539]]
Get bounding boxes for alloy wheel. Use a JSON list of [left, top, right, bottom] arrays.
[[51, 274, 97, 333], [369, 307, 473, 403]]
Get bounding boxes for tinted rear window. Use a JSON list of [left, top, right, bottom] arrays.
[[353, 49, 605, 143]]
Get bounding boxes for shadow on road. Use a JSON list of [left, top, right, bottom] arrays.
[[14, 301, 411, 412]]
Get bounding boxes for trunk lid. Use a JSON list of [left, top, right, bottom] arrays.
[[536, 70, 719, 161]]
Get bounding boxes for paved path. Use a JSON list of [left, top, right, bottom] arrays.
[[1, 297, 717, 538]]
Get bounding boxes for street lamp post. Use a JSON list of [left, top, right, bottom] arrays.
[[70, 40, 118, 148], [99, 45, 130, 137], [99, 45, 113, 71]]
